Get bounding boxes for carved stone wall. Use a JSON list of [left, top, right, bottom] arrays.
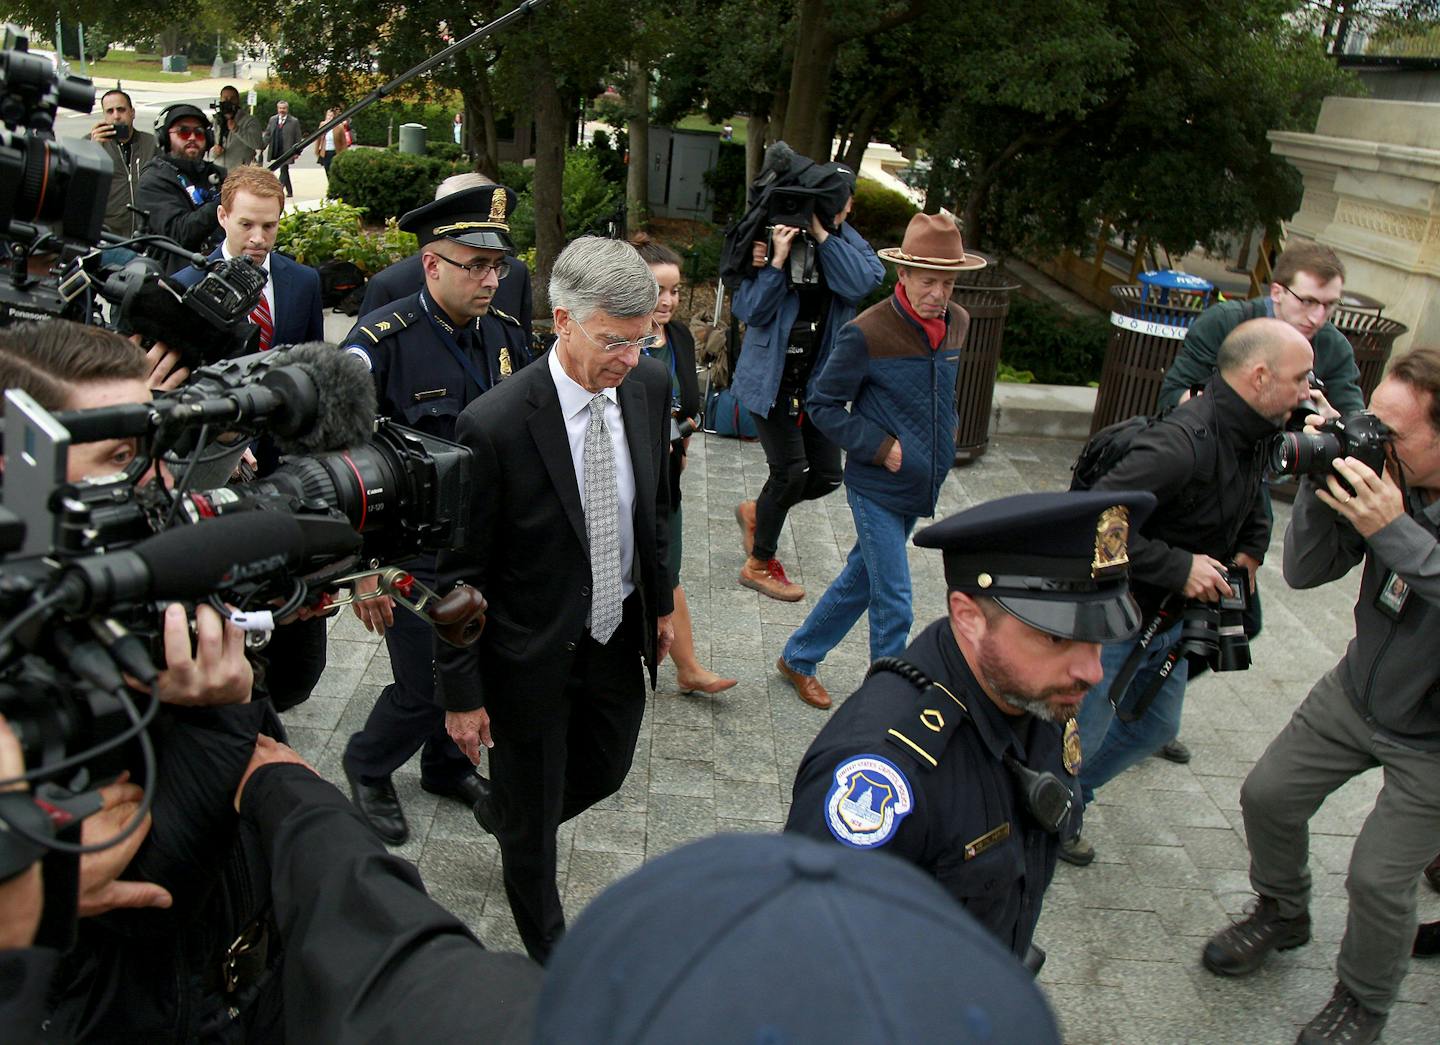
[[1269, 97, 1440, 353]]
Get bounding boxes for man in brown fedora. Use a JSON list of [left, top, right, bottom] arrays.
[[775, 213, 984, 709]]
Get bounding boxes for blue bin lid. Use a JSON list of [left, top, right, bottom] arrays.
[[1138, 269, 1213, 293]]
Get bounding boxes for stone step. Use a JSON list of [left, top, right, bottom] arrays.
[[991, 382, 1096, 440]]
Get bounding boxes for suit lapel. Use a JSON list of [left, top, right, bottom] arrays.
[[270, 255, 289, 341], [618, 374, 655, 534], [525, 361, 588, 550]]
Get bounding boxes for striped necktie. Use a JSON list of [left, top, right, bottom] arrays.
[[250, 293, 273, 351]]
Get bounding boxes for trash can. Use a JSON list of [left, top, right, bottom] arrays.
[[951, 261, 1020, 465], [1331, 307, 1408, 403], [398, 123, 427, 156], [1089, 278, 1213, 435]]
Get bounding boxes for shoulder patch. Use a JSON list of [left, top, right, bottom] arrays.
[[342, 344, 373, 370], [1063, 719, 1082, 775], [824, 754, 914, 849], [490, 306, 521, 327]]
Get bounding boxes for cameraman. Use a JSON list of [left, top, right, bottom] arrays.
[[1062, 318, 1315, 866], [730, 164, 883, 602], [137, 104, 226, 275], [1201, 348, 1440, 1044], [210, 84, 264, 173], [88, 89, 157, 243]]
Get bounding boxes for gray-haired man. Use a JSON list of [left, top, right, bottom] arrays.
[[435, 237, 675, 963]]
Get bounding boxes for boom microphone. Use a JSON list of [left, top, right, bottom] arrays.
[[50, 509, 362, 614]]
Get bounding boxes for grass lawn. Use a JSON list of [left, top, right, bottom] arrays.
[[82, 50, 197, 83], [676, 114, 745, 145]]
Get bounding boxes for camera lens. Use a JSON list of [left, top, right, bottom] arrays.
[[1267, 430, 1343, 477]]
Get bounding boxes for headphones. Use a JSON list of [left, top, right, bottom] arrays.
[[154, 103, 215, 152]]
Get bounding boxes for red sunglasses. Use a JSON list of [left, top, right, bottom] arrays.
[[171, 125, 207, 140]]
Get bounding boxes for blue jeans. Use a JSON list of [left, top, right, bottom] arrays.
[[1076, 620, 1189, 804], [781, 487, 917, 676]]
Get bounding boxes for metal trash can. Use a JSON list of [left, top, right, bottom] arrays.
[[951, 262, 1020, 465], [398, 123, 427, 156], [1089, 278, 1213, 434], [1332, 308, 1408, 402]]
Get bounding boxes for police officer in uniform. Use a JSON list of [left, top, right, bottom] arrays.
[[785, 489, 1156, 965], [340, 184, 531, 844]]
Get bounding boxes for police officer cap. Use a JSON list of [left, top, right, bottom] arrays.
[[915, 489, 1157, 644], [398, 184, 516, 253], [536, 833, 1061, 1044]]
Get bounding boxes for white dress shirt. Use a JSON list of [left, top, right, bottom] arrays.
[[548, 348, 637, 608]]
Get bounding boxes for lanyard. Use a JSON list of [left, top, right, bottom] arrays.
[[420, 290, 491, 397], [642, 329, 679, 408]]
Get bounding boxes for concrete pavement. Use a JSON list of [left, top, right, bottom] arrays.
[[283, 425, 1437, 1044]]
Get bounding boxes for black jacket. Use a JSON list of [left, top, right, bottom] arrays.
[[243, 764, 543, 1042], [135, 154, 225, 273], [1095, 375, 1276, 616], [434, 352, 675, 716], [660, 320, 701, 508]]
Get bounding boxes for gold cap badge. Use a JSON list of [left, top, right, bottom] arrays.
[[1091, 505, 1130, 579], [490, 192, 508, 224]]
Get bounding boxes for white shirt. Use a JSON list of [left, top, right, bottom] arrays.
[[548, 348, 637, 610], [323, 129, 335, 151], [221, 239, 274, 324]]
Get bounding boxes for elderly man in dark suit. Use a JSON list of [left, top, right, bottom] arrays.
[[262, 100, 303, 198], [435, 237, 675, 963]]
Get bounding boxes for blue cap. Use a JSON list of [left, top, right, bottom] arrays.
[[535, 833, 1062, 1044], [914, 490, 1157, 643]]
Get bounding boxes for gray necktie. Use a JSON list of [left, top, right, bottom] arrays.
[[585, 395, 623, 643]]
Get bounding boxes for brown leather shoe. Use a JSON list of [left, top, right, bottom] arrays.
[[777, 657, 831, 709], [1425, 851, 1440, 893], [740, 556, 804, 602], [734, 500, 757, 558]]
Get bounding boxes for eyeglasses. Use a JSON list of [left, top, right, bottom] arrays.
[[572, 317, 663, 354], [1280, 284, 1341, 316], [429, 252, 509, 280], [171, 125, 207, 140]]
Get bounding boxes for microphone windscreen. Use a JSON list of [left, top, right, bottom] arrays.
[[132, 510, 308, 600], [269, 342, 377, 454]]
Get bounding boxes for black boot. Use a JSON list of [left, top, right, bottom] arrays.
[[1202, 895, 1310, 976], [1297, 983, 1386, 1044]]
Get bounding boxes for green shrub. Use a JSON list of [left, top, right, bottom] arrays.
[[325, 147, 468, 222], [498, 161, 533, 197], [275, 199, 419, 275], [253, 87, 460, 148], [1001, 295, 1110, 386], [508, 147, 621, 251], [389, 140, 464, 162], [848, 178, 918, 250]]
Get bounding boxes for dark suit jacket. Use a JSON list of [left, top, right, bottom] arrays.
[[435, 352, 674, 726], [360, 252, 534, 340], [263, 114, 303, 163], [173, 248, 325, 346]]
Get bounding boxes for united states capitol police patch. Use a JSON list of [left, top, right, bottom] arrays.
[[824, 754, 913, 849]]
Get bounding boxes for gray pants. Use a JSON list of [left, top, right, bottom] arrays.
[[1240, 665, 1440, 1012]]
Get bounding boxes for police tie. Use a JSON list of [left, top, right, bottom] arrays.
[[585, 394, 623, 643], [250, 293, 274, 351]]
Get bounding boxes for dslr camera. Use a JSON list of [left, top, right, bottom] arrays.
[[1178, 565, 1251, 673], [1268, 411, 1393, 496]]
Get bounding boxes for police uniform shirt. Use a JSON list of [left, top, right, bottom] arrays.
[[342, 287, 529, 443], [785, 618, 1082, 958]]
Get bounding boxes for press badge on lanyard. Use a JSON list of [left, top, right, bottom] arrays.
[[1375, 570, 1411, 621]]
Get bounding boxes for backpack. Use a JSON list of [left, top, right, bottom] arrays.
[[1069, 415, 1166, 491], [317, 260, 365, 310]]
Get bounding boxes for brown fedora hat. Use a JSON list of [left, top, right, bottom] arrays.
[[878, 213, 987, 272]]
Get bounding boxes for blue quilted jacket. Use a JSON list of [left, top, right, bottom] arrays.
[[730, 223, 883, 418], [809, 295, 970, 517]]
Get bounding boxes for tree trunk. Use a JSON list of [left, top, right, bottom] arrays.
[[474, 68, 500, 179], [779, 0, 837, 159], [746, 113, 768, 188], [531, 46, 567, 316], [840, 84, 902, 173], [626, 61, 650, 237], [922, 159, 946, 215]]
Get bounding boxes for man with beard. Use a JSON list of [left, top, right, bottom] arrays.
[[136, 104, 226, 274], [785, 490, 1155, 963]]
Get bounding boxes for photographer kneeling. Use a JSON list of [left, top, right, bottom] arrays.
[[0, 321, 289, 1040], [1201, 348, 1440, 1045]]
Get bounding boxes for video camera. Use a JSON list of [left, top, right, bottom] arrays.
[[0, 28, 265, 369]]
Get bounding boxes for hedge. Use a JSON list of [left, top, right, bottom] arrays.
[[1001, 295, 1110, 386], [325, 147, 469, 222]]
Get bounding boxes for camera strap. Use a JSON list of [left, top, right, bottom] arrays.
[[1106, 595, 1176, 722]]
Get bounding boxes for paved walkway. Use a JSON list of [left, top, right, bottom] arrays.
[[281, 420, 1436, 1043]]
